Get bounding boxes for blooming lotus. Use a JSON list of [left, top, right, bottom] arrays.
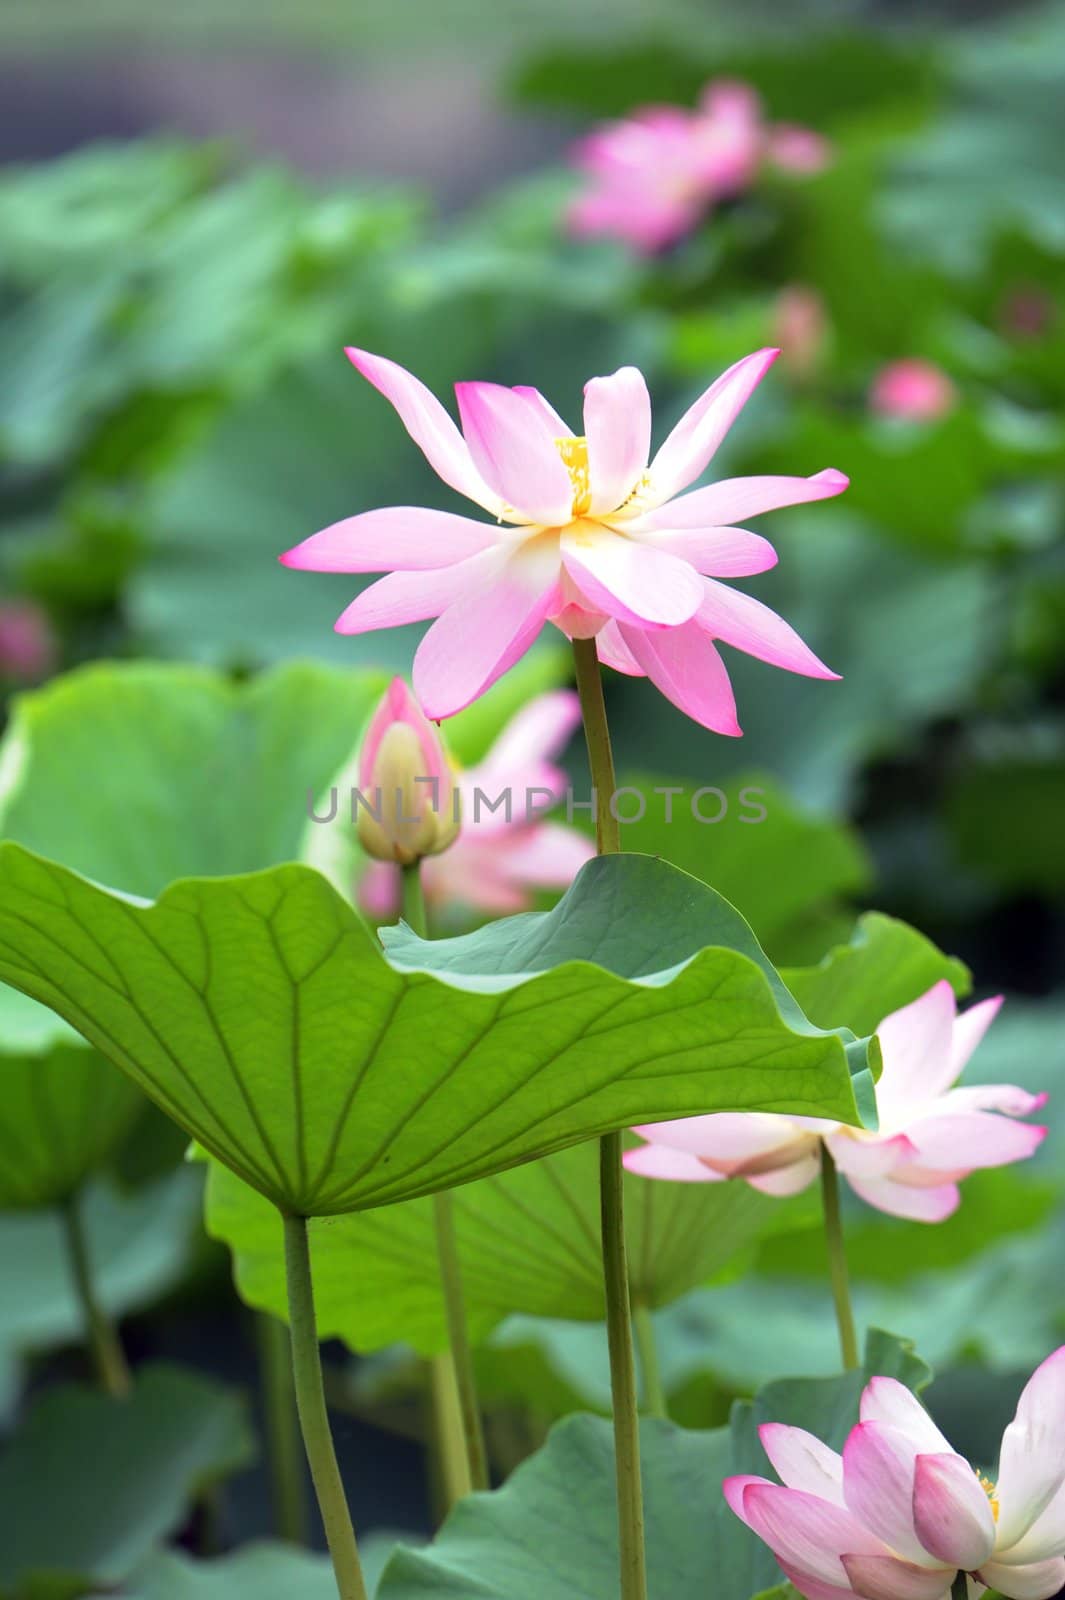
[[360, 689, 594, 918], [281, 346, 848, 728], [725, 1349, 1065, 1599], [870, 359, 956, 422], [568, 80, 830, 253], [624, 981, 1047, 1221], [355, 677, 460, 865]]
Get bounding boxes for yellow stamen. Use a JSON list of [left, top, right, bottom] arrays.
[[616, 471, 653, 514], [978, 1473, 1000, 1522], [555, 435, 592, 519]]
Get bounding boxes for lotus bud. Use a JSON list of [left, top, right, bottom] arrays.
[[356, 679, 460, 865], [0, 600, 57, 683]]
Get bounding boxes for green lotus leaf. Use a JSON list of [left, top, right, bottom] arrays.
[[0, 849, 875, 1217], [782, 909, 970, 1039], [203, 1138, 779, 1354], [0, 985, 142, 1211], [375, 1331, 927, 1600], [0, 1365, 254, 1598]]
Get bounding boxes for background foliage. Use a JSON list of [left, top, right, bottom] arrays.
[[0, 0, 1063, 1594]]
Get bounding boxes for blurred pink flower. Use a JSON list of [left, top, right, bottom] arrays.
[[282, 346, 847, 729], [356, 677, 460, 865], [870, 359, 956, 421], [625, 981, 1047, 1221], [360, 689, 594, 918], [774, 286, 828, 378], [568, 80, 831, 253], [725, 1349, 1065, 1599], [0, 601, 57, 682], [1000, 287, 1055, 340]]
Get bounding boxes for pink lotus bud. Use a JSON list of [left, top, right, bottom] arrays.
[[1000, 285, 1055, 339], [870, 358, 956, 421], [356, 678, 459, 865], [766, 123, 832, 174], [0, 601, 57, 683], [774, 286, 827, 378]]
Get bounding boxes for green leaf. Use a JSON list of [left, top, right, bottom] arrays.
[[611, 771, 871, 963], [0, 1365, 254, 1598], [782, 910, 970, 1037], [378, 1413, 731, 1600], [376, 1332, 927, 1600], [204, 1138, 778, 1354], [782, 407, 1002, 556], [0, 660, 388, 1209], [0, 660, 388, 892], [512, 31, 940, 130], [0, 1170, 203, 1364], [946, 755, 1065, 894], [0, 984, 142, 1210], [117, 1546, 339, 1600], [130, 354, 427, 670], [704, 1220, 1065, 1390], [472, 1272, 931, 1419], [0, 849, 874, 1217], [118, 1533, 415, 1598], [885, 9, 1065, 269], [758, 1165, 1057, 1290], [611, 513, 995, 812]]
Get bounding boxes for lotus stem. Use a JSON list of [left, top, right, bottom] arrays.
[[428, 1351, 473, 1512], [257, 1311, 308, 1544], [573, 636, 648, 1600], [282, 1212, 368, 1600], [571, 635, 622, 855], [820, 1144, 860, 1371], [402, 860, 489, 1500], [61, 1188, 132, 1398], [633, 1299, 668, 1420], [432, 1190, 490, 1494]]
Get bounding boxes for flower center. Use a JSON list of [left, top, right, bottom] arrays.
[[555, 435, 593, 519], [978, 1473, 1000, 1522]]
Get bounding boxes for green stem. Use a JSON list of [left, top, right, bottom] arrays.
[[432, 1193, 490, 1494], [573, 637, 647, 1600], [951, 1575, 970, 1600], [571, 635, 621, 856], [282, 1213, 368, 1600], [600, 1131, 648, 1600], [633, 1300, 667, 1420], [257, 1311, 308, 1544], [61, 1189, 132, 1398], [820, 1145, 860, 1371], [401, 860, 428, 936], [428, 1352, 473, 1513], [402, 859, 488, 1498]]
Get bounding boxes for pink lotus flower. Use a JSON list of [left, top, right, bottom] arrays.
[[725, 1349, 1065, 1599], [568, 80, 831, 254], [281, 346, 848, 729], [0, 600, 57, 682], [870, 360, 956, 422], [775, 286, 828, 379], [355, 677, 460, 865], [360, 689, 594, 918], [624, 981, 1047, 1221]]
